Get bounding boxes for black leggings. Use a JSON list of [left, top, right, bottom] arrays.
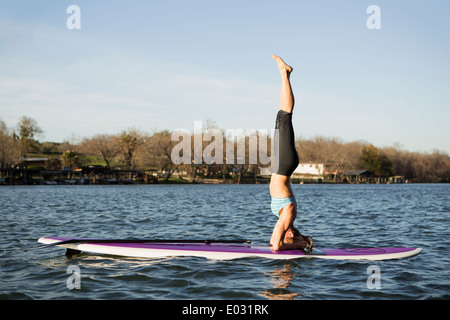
[[273, 110, 299, 176]]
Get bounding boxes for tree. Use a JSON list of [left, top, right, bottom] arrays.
[[0, 118, 22, 169], [80, 134, 119, 168], [61, 150, 79, 167], [142, 130, 176, 181], [118, 130, 145, 169], [16, 116, 44, 153], [360, 144, 394, 177]]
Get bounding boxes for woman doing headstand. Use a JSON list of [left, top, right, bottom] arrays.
[[269, 55, 313, 252]]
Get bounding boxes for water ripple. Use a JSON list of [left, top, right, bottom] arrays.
[[1, 184, 449, 299]]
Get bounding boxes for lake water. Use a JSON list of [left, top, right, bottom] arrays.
[[0, 183, 449, 301]]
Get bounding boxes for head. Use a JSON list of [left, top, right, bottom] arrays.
[[285, 227, 314, 253]]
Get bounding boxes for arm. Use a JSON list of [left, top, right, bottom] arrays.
[[272, 238, 304, 251], [270, 204, 302, 251]]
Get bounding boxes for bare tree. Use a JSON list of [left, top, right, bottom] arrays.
[[80, 134, 120, 168], [0, 118, 22, 170], [142, 130, 176, 181]]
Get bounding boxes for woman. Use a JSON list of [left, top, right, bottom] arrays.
[[269, 55, 313, 252]]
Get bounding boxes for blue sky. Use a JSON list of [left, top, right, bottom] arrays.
[[0, 0, 449, 154]]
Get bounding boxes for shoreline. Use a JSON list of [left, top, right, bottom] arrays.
[[1, 177, 438, 186]]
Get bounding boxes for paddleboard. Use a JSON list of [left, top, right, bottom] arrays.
[[38, 237, 422, 261]]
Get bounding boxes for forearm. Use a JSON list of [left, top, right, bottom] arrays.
[[271, 241, 303, 251]]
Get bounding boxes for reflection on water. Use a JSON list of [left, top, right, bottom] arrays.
[[261, 263, 302, 300]]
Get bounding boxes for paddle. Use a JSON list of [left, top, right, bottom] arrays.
[[36, 238, 252, 249]]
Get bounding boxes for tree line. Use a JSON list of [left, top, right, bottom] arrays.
[[1, 116, 449, 183]]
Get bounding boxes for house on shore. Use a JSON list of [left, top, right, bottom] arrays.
[[291, 163, 340, 183], [260, 163, 340, 183]]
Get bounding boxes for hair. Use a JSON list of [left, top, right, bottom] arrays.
[[286, 227, 314, 253]]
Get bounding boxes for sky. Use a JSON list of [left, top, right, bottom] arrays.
[[0, 0, 449, 154]]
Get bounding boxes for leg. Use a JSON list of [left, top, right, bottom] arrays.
[[270, 55, 299, 196], [272, 55, 294, 113]]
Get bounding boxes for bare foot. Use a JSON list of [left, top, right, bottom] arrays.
[[272, 54, 293, 74]]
